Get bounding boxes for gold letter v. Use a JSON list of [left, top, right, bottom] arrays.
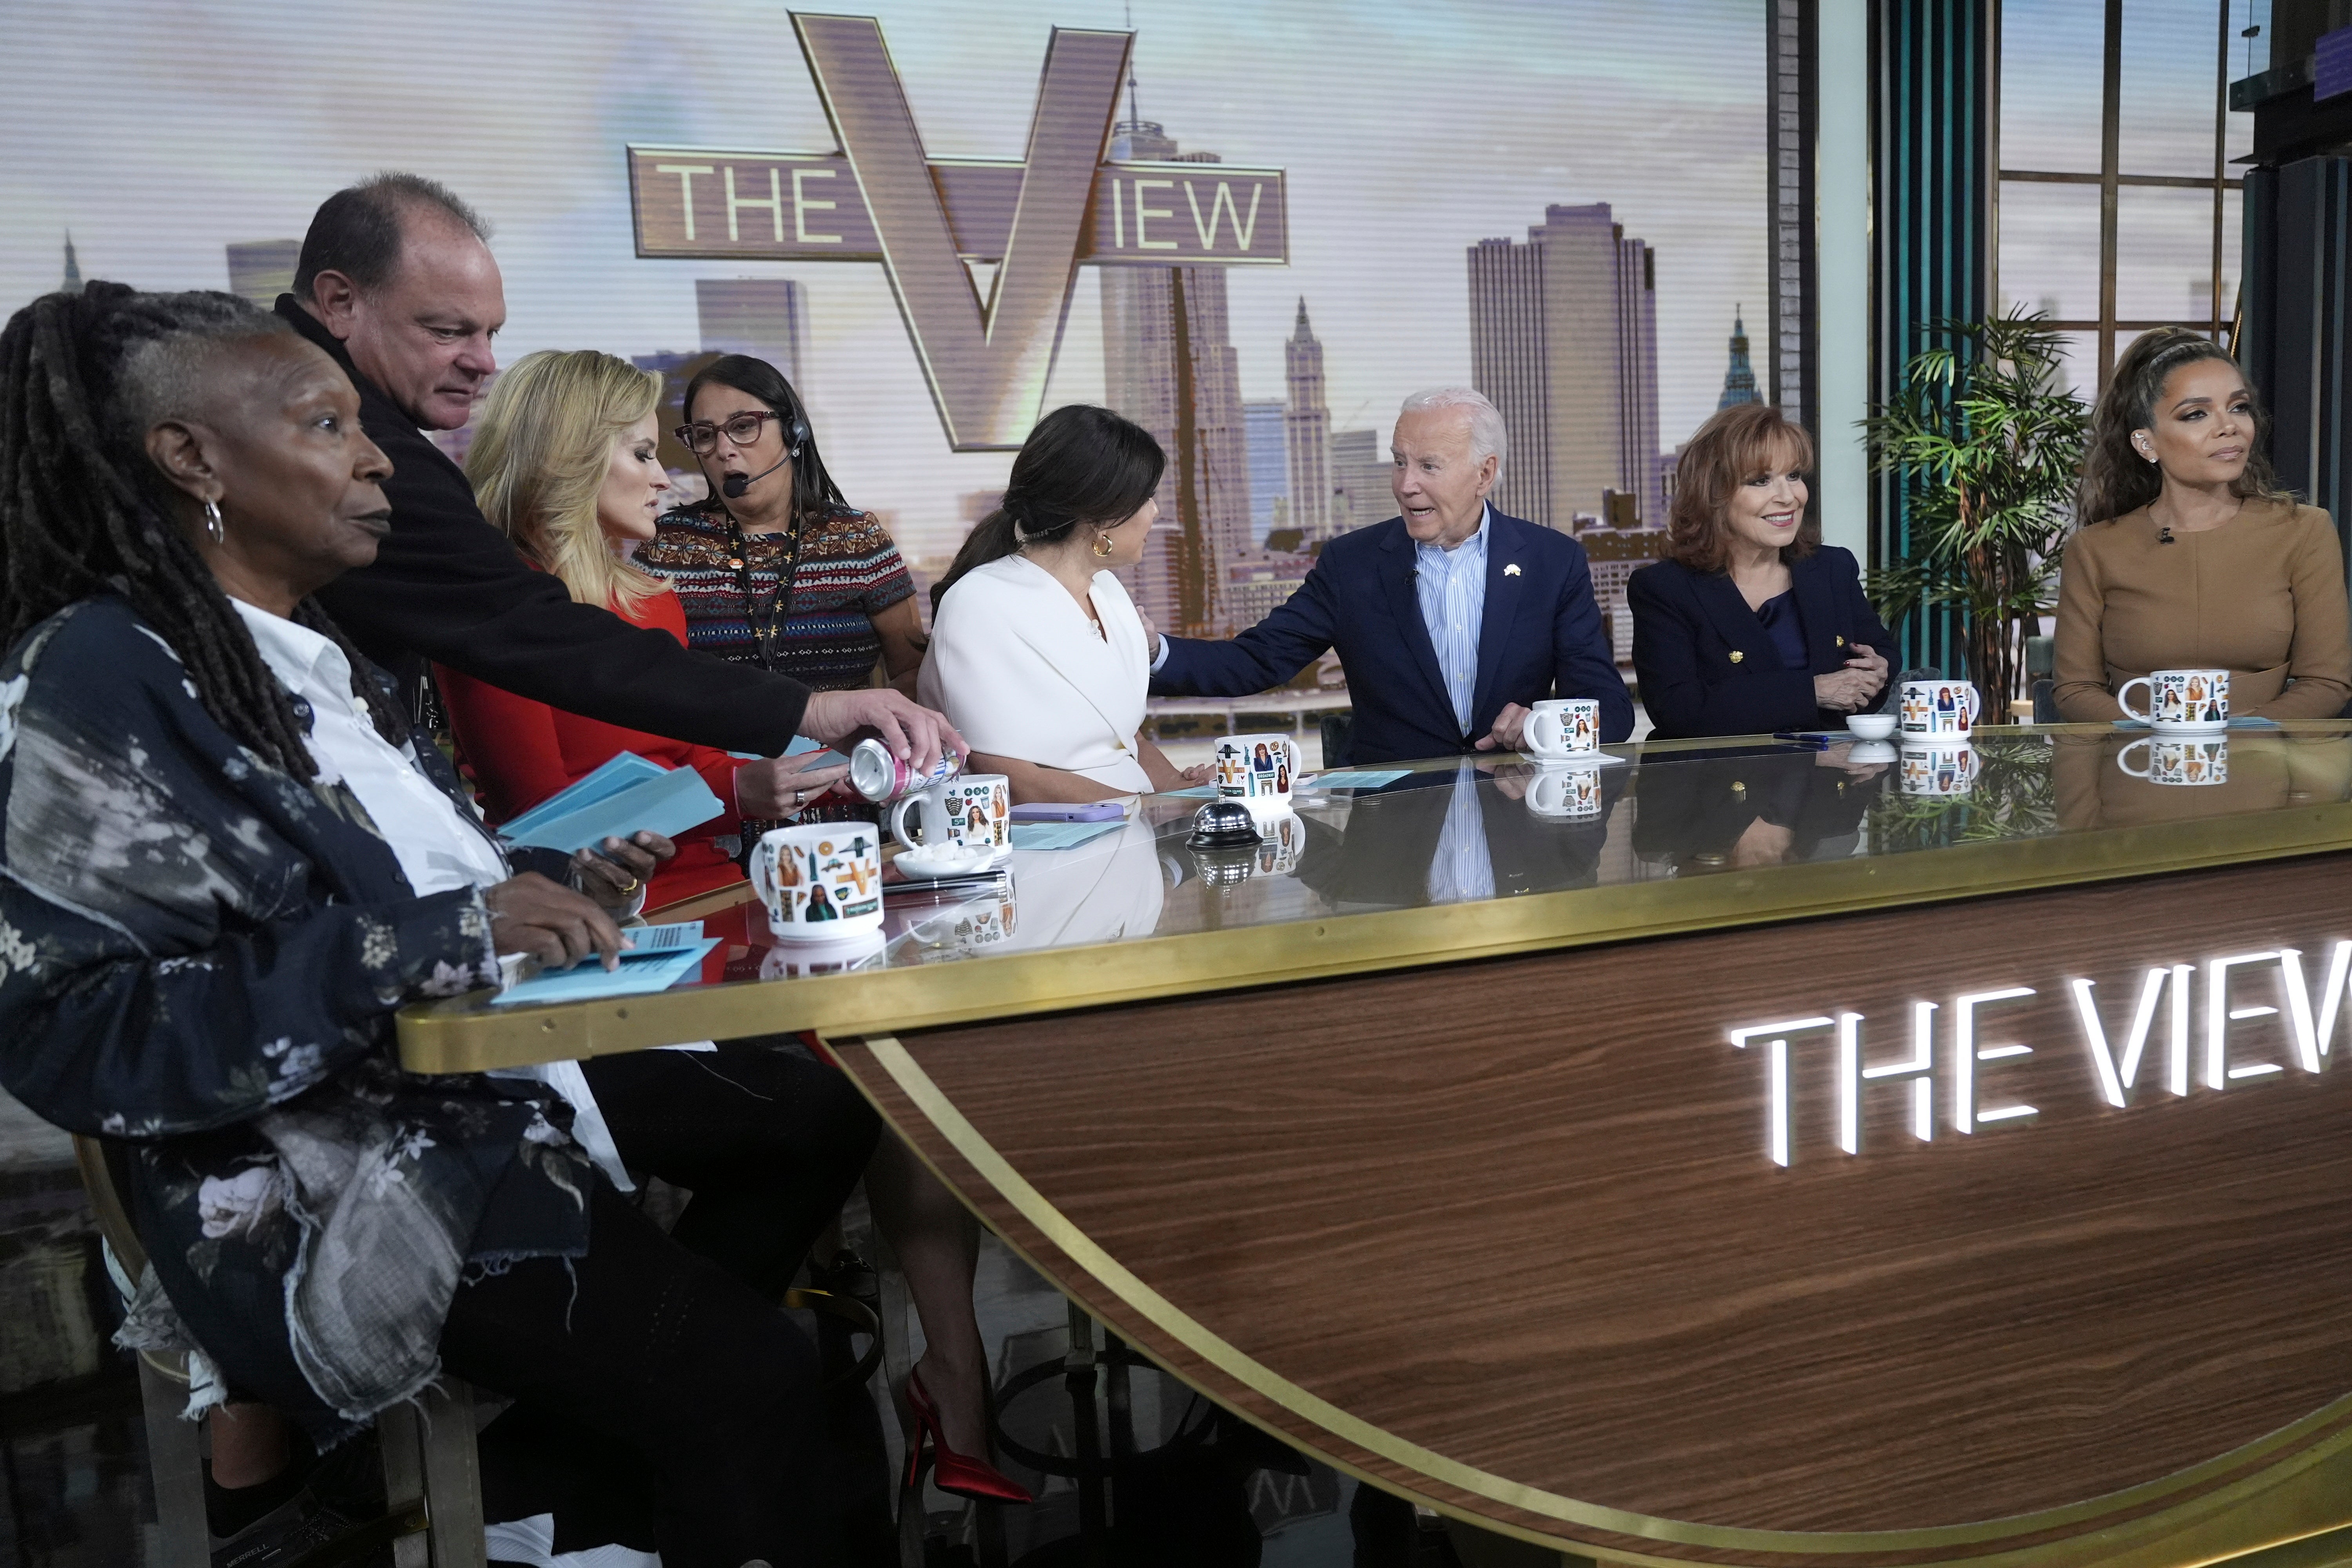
[[795, 15, 1130, 450]]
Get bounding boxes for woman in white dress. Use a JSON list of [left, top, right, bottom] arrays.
[[921, 406, 1210, 800]]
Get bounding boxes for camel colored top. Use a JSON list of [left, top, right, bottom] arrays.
[[2052, 499, 2352, 722]]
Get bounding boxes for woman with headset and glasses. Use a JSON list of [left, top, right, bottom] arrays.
[[637, 356, 926, 711], [640, 356, 1035, 1507]]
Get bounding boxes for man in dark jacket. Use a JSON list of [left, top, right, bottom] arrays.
[[1149, 388, 1631, 764], [287, 173, 957, 768]]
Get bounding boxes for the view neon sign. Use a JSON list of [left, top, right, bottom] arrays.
[[1727, 944, 2352, 1167]]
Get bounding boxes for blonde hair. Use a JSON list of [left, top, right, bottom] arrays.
[[466, 349, 668, 614]]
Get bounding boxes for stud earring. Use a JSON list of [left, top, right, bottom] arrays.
[[202, 497, 225, 546], [1092, 531, 1116, 559]]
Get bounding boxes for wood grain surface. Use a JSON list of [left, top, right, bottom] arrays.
[[832, 854, 2352, 1563]]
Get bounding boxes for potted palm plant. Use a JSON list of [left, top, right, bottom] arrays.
[[1863, 313, 2090, 717]]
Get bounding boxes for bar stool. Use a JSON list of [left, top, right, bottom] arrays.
[[71, 1135, 488, 1568]]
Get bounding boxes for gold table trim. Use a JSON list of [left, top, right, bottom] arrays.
[[400, 794, 2352, 1073], [851, 1029, 2352, 1565]]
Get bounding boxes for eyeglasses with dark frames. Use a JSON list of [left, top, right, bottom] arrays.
[[674, 410, 786, 455]]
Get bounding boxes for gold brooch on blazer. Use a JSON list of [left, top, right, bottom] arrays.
[[1834, 635, 1845, 647], [1729, 650, 1745, 663]]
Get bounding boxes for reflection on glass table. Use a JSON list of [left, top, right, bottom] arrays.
[[398, 726, 2352, 1064]]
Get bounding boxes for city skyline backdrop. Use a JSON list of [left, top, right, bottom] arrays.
[[4, 3, 2256, 560], [1, 0, 1769, 572]]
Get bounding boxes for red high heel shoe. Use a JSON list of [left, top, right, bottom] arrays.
[[903, 1367, 1033, 1504]]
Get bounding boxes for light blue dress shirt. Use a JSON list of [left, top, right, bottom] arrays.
[[1425, 761, 1497, 905], [1413, 504, 1490, 737]]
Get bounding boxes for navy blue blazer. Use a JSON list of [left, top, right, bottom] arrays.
[[1151, 511, 1634, 764], [1626, 547, 1896, 739]]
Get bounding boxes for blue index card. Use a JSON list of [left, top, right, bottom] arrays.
[[491, 938, 720, 1006], [1161, 785, 1219, 799], [499, 753, 663, 840], [623, 920, 706, 951], [1303, 769, 1412, 791], [498, 752, 726, 855], [1010, 820, 1125, 851]]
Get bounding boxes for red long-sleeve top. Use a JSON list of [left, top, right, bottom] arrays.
[[435, 583, 749, 910]]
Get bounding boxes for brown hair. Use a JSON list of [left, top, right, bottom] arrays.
[[1665, 403, 1818, 573], [2076, 327, 2292, 527]]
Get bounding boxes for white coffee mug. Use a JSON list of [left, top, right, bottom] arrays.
[[1216, 733, 1302, 808], [2116, 668, 2230, 732], [2119, 735, 2228, 786], [748, 823, 884, 941], [888, 773, 1009, 852], [1899, 742, 1980, 796], [1525, 762, 1605, 819], [1523, 698, 1602, 760], [1897, 679, 1981, 744]]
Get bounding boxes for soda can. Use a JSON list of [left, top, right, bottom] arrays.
[[848, 736, 962, 802]]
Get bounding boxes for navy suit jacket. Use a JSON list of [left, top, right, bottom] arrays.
[[1151, 511, 1634, 764], [1626, 546, 1896, 739]]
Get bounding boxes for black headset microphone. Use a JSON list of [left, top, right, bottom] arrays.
[[722, 455, 789, 500], [717, 413, 811, 500]]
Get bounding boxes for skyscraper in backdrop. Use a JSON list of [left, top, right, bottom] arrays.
[[697, 278, 808, 393], [1717, 308, 1761, 408], [1283, 300, 1332, 542], [1466, 202, 1663, 530], [1243, 399, 1287, 543], [1098, 118, 1252, 638], [1328, 427, 1394, 535], [226, 240, 301, 306]]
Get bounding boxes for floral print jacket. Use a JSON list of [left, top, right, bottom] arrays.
[[0, 597, 591, 1433]]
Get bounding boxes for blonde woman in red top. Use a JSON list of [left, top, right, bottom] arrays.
[[444, 349, 1032, 1506], [436, 350, 845, 906]]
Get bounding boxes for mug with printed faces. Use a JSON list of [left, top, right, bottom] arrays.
[[1216, 733, 1303, 810], [1899, 742, 1980, 797], [1896, 679, 1981, 745], [2117, 668, 2230, 732], [888, 773, 1011, 855], [2119, 735, 2228, 787], [1253, 809, 1305, 875], [749, 824, 884, 942], [1525, 761, 1606, 819], [1523, 698, 1603, 761]]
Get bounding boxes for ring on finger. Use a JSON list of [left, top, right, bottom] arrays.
[[616, 875, 640, 895]]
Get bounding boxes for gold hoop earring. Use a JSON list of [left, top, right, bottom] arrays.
[[202, 498, 225, 546], [1092, 531, 1116, 559]]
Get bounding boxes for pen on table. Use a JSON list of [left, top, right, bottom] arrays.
[[1772, 732, 1835, 750]]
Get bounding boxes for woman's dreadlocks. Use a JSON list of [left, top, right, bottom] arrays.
[[0, 281, 408, 779]]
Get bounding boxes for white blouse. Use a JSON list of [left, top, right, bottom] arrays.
[[919, 554, 1154, 793], [231, 598, 651, 1192]]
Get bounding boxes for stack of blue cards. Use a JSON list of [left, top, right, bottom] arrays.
[[492, 920, 720, 1006], [498, 752, 726, 855]]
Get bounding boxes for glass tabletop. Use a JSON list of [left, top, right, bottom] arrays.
[[397, 725, 2352, 1069]]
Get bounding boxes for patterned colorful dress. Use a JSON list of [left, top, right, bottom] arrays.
[[637, 504, 916, 830], [635, 503, 915, 690]]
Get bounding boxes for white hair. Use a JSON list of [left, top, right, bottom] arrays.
[[1397, 387, 1506, 479]]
